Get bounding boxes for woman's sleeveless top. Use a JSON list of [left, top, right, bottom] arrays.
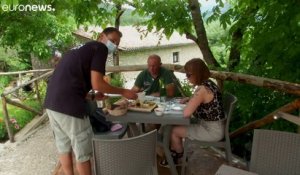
[[193, 80, 225, 121]]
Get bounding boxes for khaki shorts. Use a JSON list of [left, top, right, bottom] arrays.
[[46, 109, 92, 162], [187, 120, 225, 141]]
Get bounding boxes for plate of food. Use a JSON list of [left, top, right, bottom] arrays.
[[128, 100, 157, 112]]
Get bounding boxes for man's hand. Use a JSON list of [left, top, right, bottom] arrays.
[[122, 89, 138, 99], [86, 91, 107, 101]]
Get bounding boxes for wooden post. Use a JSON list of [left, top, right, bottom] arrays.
[[1, 96, 14, 142], [34, 80, 42, 109], [18, 73, 22, 85]]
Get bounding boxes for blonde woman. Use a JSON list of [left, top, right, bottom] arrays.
[[160, 58, 225, 166]]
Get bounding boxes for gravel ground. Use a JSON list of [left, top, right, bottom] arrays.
[[0, 121, 57, 175]]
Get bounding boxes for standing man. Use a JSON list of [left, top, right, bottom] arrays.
[[132, 54, 179, 97], [44, 27, 137, 175]]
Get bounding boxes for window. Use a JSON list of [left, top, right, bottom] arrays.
[[173, 52, 179, 63]]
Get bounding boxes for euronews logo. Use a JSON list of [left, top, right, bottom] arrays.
[[1, 0, 55, 12]]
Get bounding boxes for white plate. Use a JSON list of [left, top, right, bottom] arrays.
[[171, 104, 186, 111]]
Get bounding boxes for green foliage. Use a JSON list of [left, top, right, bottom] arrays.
[[220, 0, 300, 82], [0, 121, 6, 139], [180, 79, 193, 97], [121, 9, 148, 26], [0, 47, 30, 70], [110, 73, 125, 88], [206, 2, 300, 155], [224, 81, 298, 160], [205, 20, 230, 68], [0, 76, 12, 92], [0, 0, 77, 69], [37, 80, 48, 101], [132, 0, 193, 38], [105, 97, 122, 106]]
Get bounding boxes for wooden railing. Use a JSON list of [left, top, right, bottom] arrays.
[[107, 64, 300, 138], [1, 70, 53, 142], [1, 64, 300, 142]]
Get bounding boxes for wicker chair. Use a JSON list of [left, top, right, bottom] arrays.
[[92, 130, 158, 175], [181, 92, 238, 175], [249, 129, 300, 175], [215, 129, 300, 175]]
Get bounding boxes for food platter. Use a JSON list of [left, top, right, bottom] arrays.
[[128, 100, 157, 112]]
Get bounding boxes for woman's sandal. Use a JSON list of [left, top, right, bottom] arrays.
[[159, 150, 183, 168]]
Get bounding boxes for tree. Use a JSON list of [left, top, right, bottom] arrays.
[[222, 0, 300, 81], [0, 0, 76, 69], [133, 0, 220, 67], [1, 0, 299, 80]]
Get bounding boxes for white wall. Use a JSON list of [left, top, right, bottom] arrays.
[[119, 44, 202, 66]]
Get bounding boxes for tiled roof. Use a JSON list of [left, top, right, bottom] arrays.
[[73, 26, 194, 51]]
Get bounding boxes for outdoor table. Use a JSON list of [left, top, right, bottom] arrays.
[[106, 110, 190, 175]]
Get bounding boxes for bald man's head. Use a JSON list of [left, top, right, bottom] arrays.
[[147, 54, 162, 78]]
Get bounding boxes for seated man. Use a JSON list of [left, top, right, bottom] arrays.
[[132, 54, 179, 97], [132, 54, 180, 134]]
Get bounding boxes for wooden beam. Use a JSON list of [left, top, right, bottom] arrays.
[[210, 71, 300, 96], [2, 64, 300, 97], [106, 64, 184, 73], [275, 111, 300, 126], [0, 69, 52, 75], [5, 97, 43, 116], [106, 65, 300, 96], [2, 70, 53, 96], [1, 97, 14, 142], [230, 98, 300, 138]]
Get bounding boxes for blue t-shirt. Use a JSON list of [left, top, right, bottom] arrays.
[[44, 41, 108, 118]]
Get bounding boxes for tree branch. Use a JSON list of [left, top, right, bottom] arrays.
[[185, 32, 197, 43]]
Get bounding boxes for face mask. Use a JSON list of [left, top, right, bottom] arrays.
[[105, 40, 117, 54]]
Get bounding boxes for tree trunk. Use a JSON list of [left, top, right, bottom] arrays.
[[227, 28, 242, 71], [187, 0, 220, 67], [113, 3, 124, 66], [227, 6, 258, 71]]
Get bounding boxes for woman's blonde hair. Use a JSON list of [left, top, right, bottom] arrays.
[[184, 58, 210, 85]]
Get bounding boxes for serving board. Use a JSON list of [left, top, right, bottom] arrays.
[[128, 101, 157, 112]]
